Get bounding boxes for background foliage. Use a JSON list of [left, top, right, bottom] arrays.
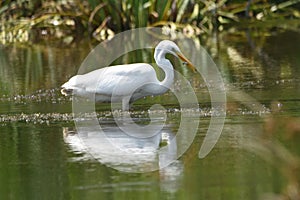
[[1, 0, 300, 44]]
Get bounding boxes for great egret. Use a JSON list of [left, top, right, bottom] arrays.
[[61, 40, 195, 110]]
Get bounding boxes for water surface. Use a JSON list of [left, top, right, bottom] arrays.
[[0, 26, 300, 199]]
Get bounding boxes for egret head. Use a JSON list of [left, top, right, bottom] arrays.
[[154, 40, 196, 72], [155, 40, 181, 56]]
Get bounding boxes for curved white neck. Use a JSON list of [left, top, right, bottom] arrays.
[[154, 50, 174, 94]]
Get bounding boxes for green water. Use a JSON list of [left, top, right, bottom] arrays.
[[0, 26, 300, 199]]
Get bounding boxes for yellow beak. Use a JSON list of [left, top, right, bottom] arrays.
[[176, 52, 196, 73]]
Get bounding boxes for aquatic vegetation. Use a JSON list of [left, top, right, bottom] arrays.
[[245, 103, 300, 200], [1, 0, 300, 44]]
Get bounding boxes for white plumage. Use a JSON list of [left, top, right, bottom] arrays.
[[61, 40, 195, 110]]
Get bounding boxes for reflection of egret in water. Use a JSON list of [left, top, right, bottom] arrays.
[[63, 118, 180, 173]]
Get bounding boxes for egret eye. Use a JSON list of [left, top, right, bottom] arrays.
[[182, 62, 188, 65]]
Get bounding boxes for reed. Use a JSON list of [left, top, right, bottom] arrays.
[[0, 0, 299, 44]]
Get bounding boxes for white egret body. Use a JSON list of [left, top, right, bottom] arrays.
[[61, 40, 195, 110]]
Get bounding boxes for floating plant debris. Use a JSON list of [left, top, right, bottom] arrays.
[[0, 88, 71, 104], [0, 104, 271, 125]]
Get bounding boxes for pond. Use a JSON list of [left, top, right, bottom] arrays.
[[0, 24, 300, 199]]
